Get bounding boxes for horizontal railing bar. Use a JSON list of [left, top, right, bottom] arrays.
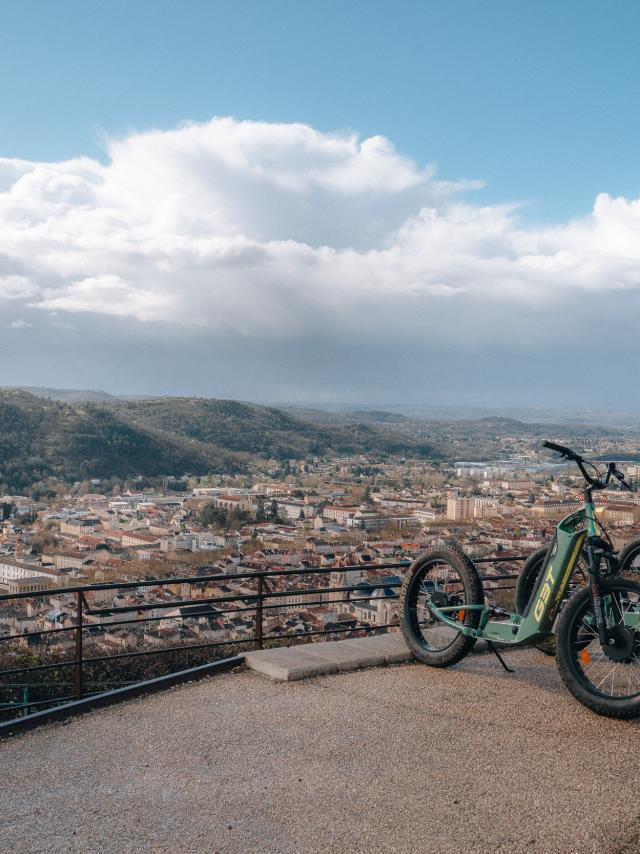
[[8, 594, 398, 637], [0, 683, 140, 693], [82, 581, 401, 617], [83, 574, 519, 617], [250, 581, 403, 601], [0, 685, 75, 690], [262, 594, 392, 610], [84, 593, 256, 615], [0, 694, 79, 711], [263, 623, 398, 641], [0, 561, 413, 601], [62, 612, 230, 633], [0, 556, 529, 602], [83, 573, 518, 617]]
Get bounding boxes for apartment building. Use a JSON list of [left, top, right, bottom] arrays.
[[322, 505, 359, 525], [60, 517, 100, 536], [446, 497, 474, 520], [532, 499, 581, 518]]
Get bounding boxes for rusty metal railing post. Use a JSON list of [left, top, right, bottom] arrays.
[[74, 591, 83, 698], [255, 575, 264, 650]]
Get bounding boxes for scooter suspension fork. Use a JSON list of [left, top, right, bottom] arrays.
[[586, 543, 608, 646]]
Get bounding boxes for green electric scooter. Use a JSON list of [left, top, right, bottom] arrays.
[[400, 441, 640, 718]]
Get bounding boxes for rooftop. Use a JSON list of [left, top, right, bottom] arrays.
[[2, 644, 639, 853]]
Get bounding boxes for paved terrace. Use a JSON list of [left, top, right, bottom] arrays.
[[1, 639, 639, 854]]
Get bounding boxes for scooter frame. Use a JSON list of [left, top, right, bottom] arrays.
[[429, 507, 639, 644]]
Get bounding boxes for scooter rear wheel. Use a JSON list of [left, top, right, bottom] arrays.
[[400, 546, 484, 668]]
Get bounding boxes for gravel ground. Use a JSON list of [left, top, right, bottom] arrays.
[[1, 649, 639, 854]]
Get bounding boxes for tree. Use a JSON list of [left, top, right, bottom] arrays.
[[243, 536, 261, 555], [30, 531, 59, 554], [199, 504, 228, 529]]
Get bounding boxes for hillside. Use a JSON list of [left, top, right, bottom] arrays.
[[0, 391, 234, 490], [109, 398, 426, 460], [0, 391, 439, 491]]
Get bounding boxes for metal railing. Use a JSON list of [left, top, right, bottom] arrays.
[[0, 555, 526, 719]]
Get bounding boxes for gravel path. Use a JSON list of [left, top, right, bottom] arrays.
[[1, 649, 639, 853]]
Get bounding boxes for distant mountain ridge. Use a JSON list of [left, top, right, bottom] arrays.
[[11, 388, 640, 428], [11, 386, 118, 403], [283, 402, 640, 429]]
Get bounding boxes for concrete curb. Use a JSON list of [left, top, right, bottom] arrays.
[[245, 632, 412, 681]]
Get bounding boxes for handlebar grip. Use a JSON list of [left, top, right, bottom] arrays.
[[612, 468, 632, 490], [543, 440, 573, 456]]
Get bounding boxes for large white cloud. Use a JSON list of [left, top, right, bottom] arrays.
[[1, 116, 640, 402]]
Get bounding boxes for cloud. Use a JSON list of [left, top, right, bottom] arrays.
[[0, 275, 37, 300], [0, 116, 639, 403], [36, 274, 173, 321]]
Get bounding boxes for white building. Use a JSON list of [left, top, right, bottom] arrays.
[[0, 558, 58, 592]]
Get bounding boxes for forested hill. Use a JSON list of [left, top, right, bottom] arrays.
[[0, 391, 439, 491]]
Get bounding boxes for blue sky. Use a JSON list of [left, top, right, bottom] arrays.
[[2, 1, 640, 407], [3, 0, 639, 223]]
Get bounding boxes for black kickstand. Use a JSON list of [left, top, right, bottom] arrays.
[[486, 641, 515, 673]]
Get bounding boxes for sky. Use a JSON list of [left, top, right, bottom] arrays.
[[1, 0, 640, 408]]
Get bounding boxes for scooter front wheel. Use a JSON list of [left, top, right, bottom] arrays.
[[556, 575, 640, 718]]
